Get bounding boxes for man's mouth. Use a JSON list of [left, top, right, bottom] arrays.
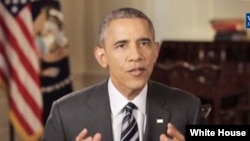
[[127, 68, 146, 77]]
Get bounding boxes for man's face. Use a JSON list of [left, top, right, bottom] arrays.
[[99, 18, 159, 96]]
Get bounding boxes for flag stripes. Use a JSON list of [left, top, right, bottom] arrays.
[[0, 0, 44, 140], [0, 17, 42, 112]]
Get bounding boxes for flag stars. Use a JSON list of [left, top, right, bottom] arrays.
[[4, 0, 11, 5], [21, 0, 27, 4], [11, 5, 18, 14], [2, 0, 27, 16], [13, 0, 18, 4]]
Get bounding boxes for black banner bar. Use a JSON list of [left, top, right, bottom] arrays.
[[186, 125, 250, 140]]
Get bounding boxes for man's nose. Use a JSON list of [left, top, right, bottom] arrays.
[[128, 45, 142, 61]]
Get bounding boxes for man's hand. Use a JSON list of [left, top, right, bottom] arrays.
[[75, 128, 102, 141], [160, 123, 185, 141]]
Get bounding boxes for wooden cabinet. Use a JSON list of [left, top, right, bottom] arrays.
[[151, 40, 250, 124]]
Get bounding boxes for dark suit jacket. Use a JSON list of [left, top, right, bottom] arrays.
[[41, 79, 206, 141]]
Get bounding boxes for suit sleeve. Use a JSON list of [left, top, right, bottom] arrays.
[[41, 101, 66, 141]]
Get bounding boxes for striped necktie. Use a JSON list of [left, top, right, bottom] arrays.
[[121, 102, 139, 141]]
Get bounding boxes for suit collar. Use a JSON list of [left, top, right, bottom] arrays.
[[108, 78, 147, 117]]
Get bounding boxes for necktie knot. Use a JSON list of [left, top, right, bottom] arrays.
[[124, 102, 137, 114]]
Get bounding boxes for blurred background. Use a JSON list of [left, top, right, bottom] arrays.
[[0, 0, 249, 141]]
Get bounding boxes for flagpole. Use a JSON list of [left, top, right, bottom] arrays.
[[9, 122, 14, 141]]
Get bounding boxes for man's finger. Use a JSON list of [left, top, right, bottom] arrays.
[[92, 133, 102, 141], [75, 128, 88, 141], [160, 134, 167, 141], [167, 123, 185, 141]]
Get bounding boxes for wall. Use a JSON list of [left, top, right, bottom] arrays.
[[154, 0, 250, 42]]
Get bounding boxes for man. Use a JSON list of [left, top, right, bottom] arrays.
[[41, 7, 206, 141]]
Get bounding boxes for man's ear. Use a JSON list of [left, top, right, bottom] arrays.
[[154, 42, 160, 63], [94, 46, 108, 68]]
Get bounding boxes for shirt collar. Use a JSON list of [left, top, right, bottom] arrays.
[[108, 78, 147, 117]]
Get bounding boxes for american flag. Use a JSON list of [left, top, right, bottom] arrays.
[[0, 0, 43, 140]]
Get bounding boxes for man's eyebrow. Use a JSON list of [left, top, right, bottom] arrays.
[[138, 37, 152, 42], [113, 40, 128, 46], [113, 38, 152, 46]]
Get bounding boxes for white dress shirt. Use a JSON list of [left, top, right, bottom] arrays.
[[108, 78, 147, 141]]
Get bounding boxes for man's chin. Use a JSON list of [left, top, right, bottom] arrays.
[[127, 80, 147, 90]]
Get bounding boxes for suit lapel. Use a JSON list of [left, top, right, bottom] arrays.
[[85, 80, 114, 141], [144, 82, 171, 141]]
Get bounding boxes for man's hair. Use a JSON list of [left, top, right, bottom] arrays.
[[98, 7, 155, 47]]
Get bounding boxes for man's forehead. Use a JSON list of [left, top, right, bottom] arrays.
[[106, 18, 150, 32]]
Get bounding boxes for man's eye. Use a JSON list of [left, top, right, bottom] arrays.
[[117, 44, 125, 48], [140, 41, 150, 46]]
